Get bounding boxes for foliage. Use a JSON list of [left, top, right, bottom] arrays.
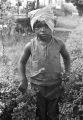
[[0, 15, 83, 120], [0, 83, 37, 120], [0, 73, 83, 120], [16, 1, 22, 7], [71, 0, 83, 16]]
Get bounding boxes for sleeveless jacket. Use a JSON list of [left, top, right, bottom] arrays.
[[30, 37, 63, 86]]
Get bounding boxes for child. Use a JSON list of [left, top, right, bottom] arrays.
[[18, 7, 71, 120]]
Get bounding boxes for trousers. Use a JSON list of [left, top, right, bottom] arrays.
[[35, 91, 59, 120]]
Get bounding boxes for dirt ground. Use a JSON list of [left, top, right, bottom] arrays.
[[0, 15, 83, 85]]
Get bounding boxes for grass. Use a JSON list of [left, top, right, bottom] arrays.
[[0, 15, 81, 85]]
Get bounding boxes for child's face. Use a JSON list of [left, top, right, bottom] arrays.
[[34, 21, 52, 41]]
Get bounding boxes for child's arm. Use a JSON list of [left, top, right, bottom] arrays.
[[60, 42, 71, 76], [18, 42, 31, 94]]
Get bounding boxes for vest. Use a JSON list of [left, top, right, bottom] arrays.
[[30, 37, 63, 86]]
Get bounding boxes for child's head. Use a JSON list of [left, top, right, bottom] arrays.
[[33, 20, 52, 41], [31, 7, 55, 32]]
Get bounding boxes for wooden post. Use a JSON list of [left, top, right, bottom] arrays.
[[26, 0, 28, 17], [36, 0, 39, 9]]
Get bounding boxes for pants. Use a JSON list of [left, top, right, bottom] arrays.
[[35, 92, 59, 120]]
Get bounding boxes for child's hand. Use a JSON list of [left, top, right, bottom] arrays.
[[62, 72, 70, 82], [18, 80, 28, 95]]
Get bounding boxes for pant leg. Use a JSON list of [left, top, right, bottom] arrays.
[[36, 92, 48, 120], [47, 98, 59, 120]]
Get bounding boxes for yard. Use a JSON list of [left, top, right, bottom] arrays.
[[0, 15, 83, 120]]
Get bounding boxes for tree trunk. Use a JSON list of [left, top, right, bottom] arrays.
[[49, 0, 52, 4], [36, 0, 39, 9], [26, 1, 28, 17]]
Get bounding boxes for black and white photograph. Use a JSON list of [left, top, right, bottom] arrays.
[[0, 0, 83, 120]]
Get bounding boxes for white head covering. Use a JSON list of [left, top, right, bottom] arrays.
[[31, 7, 56, 32]]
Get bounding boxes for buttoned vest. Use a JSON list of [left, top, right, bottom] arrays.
[[30, 37, 63, 86]]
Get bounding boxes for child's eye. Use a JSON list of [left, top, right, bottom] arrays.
[[38, 25, 42, 28], [44, 24, 48, 28], [35, 23, 48, 29], [35, 24, 42, 28]]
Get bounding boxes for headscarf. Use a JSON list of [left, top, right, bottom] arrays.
[[30, 7, 56, 32]]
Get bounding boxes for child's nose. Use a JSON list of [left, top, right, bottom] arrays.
[[41, 27, 45, 31]]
